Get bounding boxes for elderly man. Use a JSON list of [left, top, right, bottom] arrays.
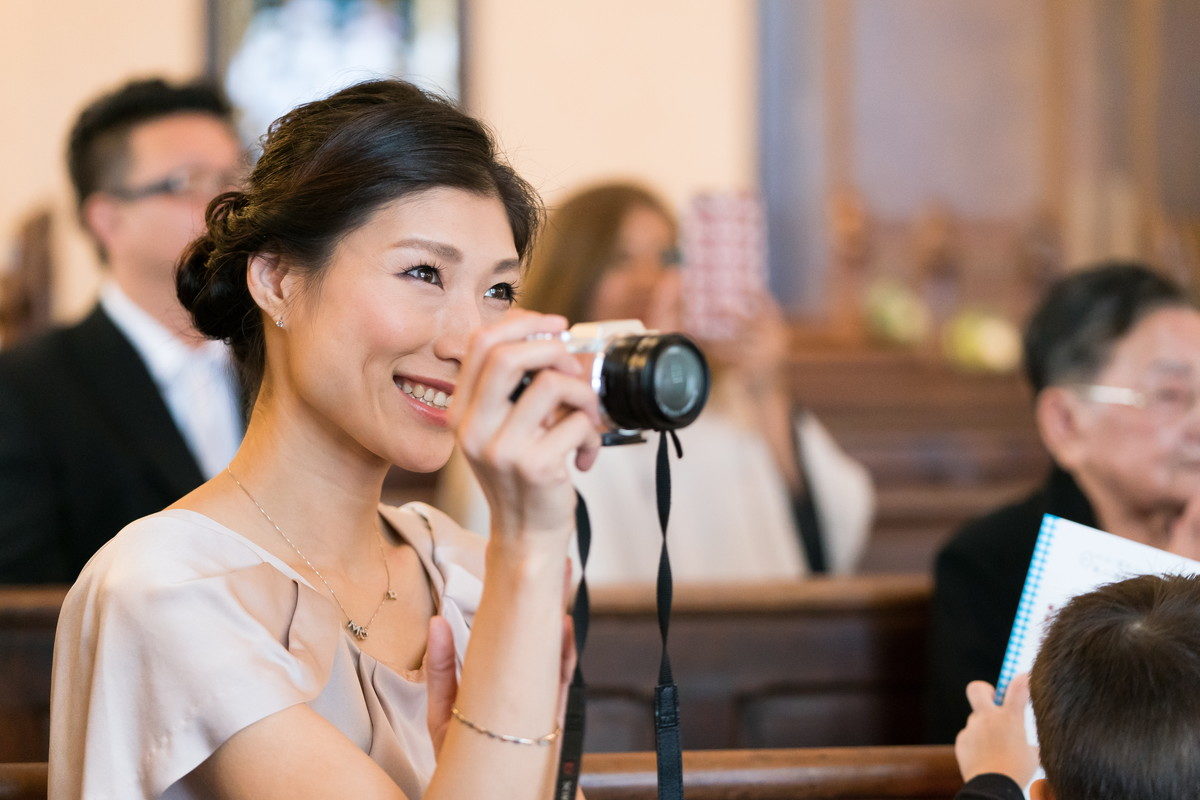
[[0, 78, 245, 582], [925, 262, 1200, 741]]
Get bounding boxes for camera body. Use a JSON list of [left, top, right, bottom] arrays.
[[529, 320, 711, 446]]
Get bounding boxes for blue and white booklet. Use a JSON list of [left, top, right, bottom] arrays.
[[997, 513, 1200, 706]]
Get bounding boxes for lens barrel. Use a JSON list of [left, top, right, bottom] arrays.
[[599, 333, 710, 431]]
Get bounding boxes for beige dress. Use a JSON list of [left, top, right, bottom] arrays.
[[49, 503, 483, 800]]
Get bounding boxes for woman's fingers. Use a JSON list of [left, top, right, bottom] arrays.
[[561, 615, 577, 688], [453, 339, 584, 439], [424, 615, 458, 756], [488, 369, 600, 443], [557, 615, 578, 729], [453, 310, 568, 422]]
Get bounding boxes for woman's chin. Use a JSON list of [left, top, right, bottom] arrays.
[[383, 439, 455, 475]]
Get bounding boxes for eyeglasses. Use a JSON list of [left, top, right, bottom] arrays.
[[108, 166, 245, 202], [1076, 383, 1200, 421]]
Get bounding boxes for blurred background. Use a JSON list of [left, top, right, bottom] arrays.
[[4, 0, 1200, 764], [2, 0, 1199, 573]]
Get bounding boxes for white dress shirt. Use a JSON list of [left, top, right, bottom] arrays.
[[99, 281, 242, 479]]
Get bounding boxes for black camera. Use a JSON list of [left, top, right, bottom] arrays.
[[523, 321, 710, 445]]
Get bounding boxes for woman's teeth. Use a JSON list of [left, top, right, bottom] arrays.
[[400, 380, 450, 410]]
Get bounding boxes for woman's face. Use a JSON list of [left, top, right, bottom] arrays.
[[589, 204, 680, 327], [1068, 306, 1200, 516], [272, 187, 521, 472]]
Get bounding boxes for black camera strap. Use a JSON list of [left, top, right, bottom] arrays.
[[652, 429, 685, 800], [553, 430, 686, 800], [553, 490, 591, 800]]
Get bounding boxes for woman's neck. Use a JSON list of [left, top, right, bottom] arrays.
[[227, 386, 391, 570]]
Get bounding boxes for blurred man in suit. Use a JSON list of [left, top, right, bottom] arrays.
[[0, 78, 246, 582]]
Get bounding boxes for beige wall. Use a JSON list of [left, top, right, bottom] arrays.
[[1, 0, 757, 319], [0, 0, 206, 321], [466, 0, 758, 211]]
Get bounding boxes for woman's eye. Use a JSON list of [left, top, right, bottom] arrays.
[[485, 283, 518, 303], [403, 265, 443, 286]]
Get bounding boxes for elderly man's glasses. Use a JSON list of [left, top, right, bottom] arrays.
[[1077, 383, 1200, 421], [109, 166, 244, 201]]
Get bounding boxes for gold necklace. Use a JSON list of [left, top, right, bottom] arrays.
[[227, 469, 396, 639]]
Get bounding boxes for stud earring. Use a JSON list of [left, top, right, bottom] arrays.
[[274, 319, 285, 329]]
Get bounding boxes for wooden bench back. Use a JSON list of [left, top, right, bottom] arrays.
[[0, 588, 65, 764], [0, 763, 46, 800], [583, 575, 931, 751], [581, 746, 960, 800], [0, 577, 933, 761], [0, 747, 960, 800]]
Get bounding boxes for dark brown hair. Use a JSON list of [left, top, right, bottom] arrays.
[[67, 77, 233, 260], [1031, 573, 1200, 799], [1022, 261, 1189, 393], [521, 182, 675, 323], [177, 79, 541, 395]]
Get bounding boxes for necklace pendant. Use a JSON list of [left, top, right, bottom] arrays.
[[386, 590, 397, 600], [347, 621, 368, 640]]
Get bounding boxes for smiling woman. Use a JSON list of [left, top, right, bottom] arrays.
[[49, 80, 600, 800]]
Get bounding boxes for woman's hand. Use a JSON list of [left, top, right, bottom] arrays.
[[700, 292, 790, 391], [451, 310, 603, 545], [954, 674, 1039, 786]]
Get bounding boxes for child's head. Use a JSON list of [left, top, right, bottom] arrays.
[[1031, 573, 1200, 800]]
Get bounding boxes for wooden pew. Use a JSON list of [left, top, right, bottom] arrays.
[[0, 763, 45, 800], [0, 747, 961, 800], [787, 348, 1045, 574], [0, 588, 65, 764], [0, 577, 934, 761], [583, 576, 931, 752], [583, 746, 962, 799]]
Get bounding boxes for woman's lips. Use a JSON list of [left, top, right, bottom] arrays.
[[395, 375, 454, 425]]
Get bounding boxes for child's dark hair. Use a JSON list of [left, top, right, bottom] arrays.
[[176, 80, 541, 396], [1031, 573, 1200, 800]]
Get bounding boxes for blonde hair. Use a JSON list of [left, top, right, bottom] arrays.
[[521, 182, 676, 323]]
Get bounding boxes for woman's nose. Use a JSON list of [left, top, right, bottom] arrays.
[[433, 298, 483, 362]]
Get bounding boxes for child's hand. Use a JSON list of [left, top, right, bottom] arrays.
[[954, 674, 1040, 786]]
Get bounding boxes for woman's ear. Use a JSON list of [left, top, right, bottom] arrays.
[[1035, 386, 1087, 471], [247, 253, 291, 324]]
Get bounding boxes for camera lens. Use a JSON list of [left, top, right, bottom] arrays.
[[653, 343, 705, 418], [600, 333, 710, 431]]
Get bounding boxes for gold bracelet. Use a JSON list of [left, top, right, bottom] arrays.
[[450, 706, 561, 746]]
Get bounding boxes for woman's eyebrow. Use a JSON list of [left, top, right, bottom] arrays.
[[392, 238, 462, 262], [494, 258, 520, 273]]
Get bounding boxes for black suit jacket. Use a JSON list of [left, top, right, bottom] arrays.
[[0, 306, 219, 583], [923, 467, 1095, 743]]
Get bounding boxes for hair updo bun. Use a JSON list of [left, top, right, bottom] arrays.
[[177, 192, 258, 341], [174, 79, 541, 400], [176, 189, 267, 392]]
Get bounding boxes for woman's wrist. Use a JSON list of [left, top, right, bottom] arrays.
[[485, 532, 571, 581]]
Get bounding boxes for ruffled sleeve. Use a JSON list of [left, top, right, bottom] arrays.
[[50, 516, 342, 800], [379, 502, 484, 668]]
